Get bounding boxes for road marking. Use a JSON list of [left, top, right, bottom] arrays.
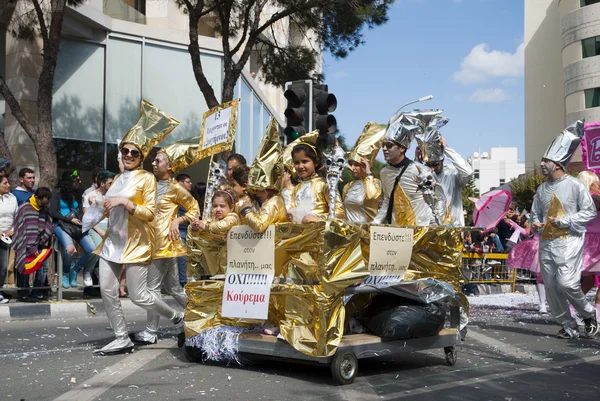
[[467, 329, 547, 362], [52, 342, 171, 401], [378, 350, 600, 399]]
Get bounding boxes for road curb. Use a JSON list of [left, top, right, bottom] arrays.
[[0, 297, 179, 322]]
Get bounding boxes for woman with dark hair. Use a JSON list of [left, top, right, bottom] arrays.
[[50, 170, 97, 289]]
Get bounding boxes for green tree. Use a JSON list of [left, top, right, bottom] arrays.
[[461, 177, 476, 226], [0, 0, 84, 186], [178, 0, 396, 107], [509, 169, 546, 213]]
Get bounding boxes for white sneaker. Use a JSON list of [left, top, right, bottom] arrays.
[[83, 272, 93, 287], [0, 295, 8, 304]]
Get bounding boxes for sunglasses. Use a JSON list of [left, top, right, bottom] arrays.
[[382, 142, 397, 150], [120, 147, 141, 158]]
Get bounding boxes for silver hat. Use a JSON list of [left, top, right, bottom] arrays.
[[416, 115, 449, 163], [542, 120, 584, 168], [384, 114, 422, 149]]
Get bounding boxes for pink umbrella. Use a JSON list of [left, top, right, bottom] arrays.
[[472, 190, 513, 230]]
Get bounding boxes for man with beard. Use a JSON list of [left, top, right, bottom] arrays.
[[531, 120, 598, 339]]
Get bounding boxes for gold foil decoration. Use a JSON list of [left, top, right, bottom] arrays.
[[248, 118, 283, 192], [393, 185, 417, 226], [348, 122, 387, 165], [159, 136, 202, 174], [282, 130, 319, 173], [542, 193, 569, 240], [197, 99, 239, 160], [121, 100, 180, 160], [185, 220, 467, 358]]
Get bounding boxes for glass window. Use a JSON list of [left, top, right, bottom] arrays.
[[238, 79, 252, 159], [143, 44, 222, 145], [581, 0, 600, 7], [252, 94, 262, 161], [106, 37, 142, 144], [262, 105, 272, 130], [582, 36, 600, 58], [585, 88, 600, 108], [53, 39, 105, 142], [474, 169, 480, 179]]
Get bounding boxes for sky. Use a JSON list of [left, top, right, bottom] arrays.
[[322, 0, 524, 164]]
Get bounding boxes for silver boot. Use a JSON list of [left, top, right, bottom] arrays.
[[130, 330, 158, 345], [94, 336, 134, 355]]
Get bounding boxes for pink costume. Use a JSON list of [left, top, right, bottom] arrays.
[[507, 220, 540, 274], [582, 191, 600, 276]]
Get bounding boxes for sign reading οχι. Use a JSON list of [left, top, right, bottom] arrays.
[[221, 225, 275, 320]]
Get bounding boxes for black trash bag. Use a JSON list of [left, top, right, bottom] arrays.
[[360, 295, 446, 340]]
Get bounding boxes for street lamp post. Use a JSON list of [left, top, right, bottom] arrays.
[[389, 94, 434, 123]]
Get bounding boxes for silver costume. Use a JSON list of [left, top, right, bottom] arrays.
[[280, 187, 293, 210], [373, 161, 446, 226], [344, 180, 368, 223], [531, 175, 597, 330], [436, 147, 473, 226]]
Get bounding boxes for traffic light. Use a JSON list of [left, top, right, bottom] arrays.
[[284, 80, 311, 144], [312, 84, 337, 150]]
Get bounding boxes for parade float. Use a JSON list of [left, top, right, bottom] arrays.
[[181, 106, 466, 385]]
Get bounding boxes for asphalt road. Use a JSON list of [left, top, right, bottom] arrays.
[[1, 299, 600, 401]]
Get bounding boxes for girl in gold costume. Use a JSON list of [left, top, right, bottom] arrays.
[[288, 143, 346, 223], [191, 189, 241, 235], [230, 165, 253, 224]]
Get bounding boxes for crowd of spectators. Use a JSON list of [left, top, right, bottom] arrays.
[[0, 158, 205, 303]]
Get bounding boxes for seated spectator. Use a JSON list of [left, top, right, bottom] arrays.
[[13, 187, 54, 301], [50, 170, 96, 289], [12, 168, 36, 206]]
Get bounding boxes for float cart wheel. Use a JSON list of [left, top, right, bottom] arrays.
[[444, 346, 457, 366], [331, 350, 358, 385]]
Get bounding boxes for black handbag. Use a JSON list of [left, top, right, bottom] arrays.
[[57, 211, 83, 241]]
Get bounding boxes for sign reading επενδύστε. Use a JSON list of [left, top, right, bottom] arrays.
[[363, 226, 414, 287], [221, 225, 275, 320]]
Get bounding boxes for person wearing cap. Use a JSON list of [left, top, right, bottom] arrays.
[[531, 120, 599, 340], [343, 122, 385, 224], [130, 137, 200, 346], [372, 110, 446, 226], [415, 115, 473, 226], [239, 119, 288, 232], [94, 101, 184, 354]]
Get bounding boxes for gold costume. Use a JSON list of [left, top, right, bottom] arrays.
[[97, 169, 157, 265], [342, 176, 382, 223], [205, 213, 241, 236], [290, 176, 346, 219], [244, 195, 288, 233], [154, 180, 200, 259]]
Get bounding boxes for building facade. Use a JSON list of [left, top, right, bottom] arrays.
[[525, 0, 600, 171], [470, 148, 525, 195], [0, 0, 304, 183]]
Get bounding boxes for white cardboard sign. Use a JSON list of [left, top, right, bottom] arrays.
[[363, 226, 414, 287], [222, 225, 275, 320]]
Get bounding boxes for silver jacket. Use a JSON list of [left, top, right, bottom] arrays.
[[436, 146, 473, 226]]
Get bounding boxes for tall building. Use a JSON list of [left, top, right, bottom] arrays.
[[470, 148, 525, 195], [0, 1, 314, 182], [525, 0, 600, 171]]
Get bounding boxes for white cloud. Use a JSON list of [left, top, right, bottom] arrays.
[[333, 71, 350, 79], [469, 88, 511, 103], [453, 43, 524, 85]]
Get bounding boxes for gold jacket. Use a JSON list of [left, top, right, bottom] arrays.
[[244, 195, 288, 233], [342, 176, 382, 223], [290, 176, 346, 220], [154, 180, 200, 259], [205, 213, 241, 236], [97, 169, 156, 265]]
